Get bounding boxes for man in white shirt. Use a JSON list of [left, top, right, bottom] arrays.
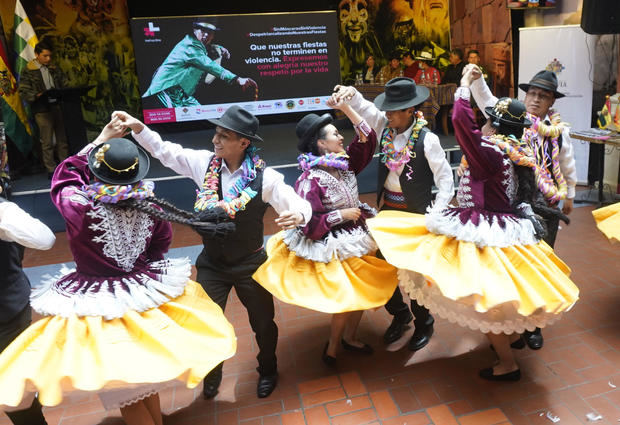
[[0, 194, 55, 425], [469, 68, 577, 350], [112, 106, 311, 399], [332, 77, 454, 352]]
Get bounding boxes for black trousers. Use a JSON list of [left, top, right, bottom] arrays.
[[543, 216, 560, 248], [0, 305, 47, 425], [377, 203, 431, 327], [196, 249, 278, 376]]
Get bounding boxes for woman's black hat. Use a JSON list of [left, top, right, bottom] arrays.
[[88, 138, 150, 185], [373, 77, 429, 111], [208, 105, 264, 143], [485, 97, 533, 129]]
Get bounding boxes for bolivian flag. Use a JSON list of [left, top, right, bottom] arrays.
[[0, 40, 32, 155]]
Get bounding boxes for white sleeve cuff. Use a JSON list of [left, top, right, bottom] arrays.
[[455, 86, 471, 101]]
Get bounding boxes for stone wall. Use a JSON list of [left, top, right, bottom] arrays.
[[450, 0, 514, 97]]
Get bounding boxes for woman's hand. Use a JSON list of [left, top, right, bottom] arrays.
[[340, 207, 361, 222], [275, 210, 303, 230], [331, 85, 356, 103], [91, 116, 126, 147], [111, 111, 146, 134]]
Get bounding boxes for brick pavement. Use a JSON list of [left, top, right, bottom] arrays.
[[5, 194, 620, 425]]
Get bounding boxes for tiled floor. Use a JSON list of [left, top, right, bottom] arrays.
[[5, 192, 620, 425]]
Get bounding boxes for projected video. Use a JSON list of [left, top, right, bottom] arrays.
[[130, 12, 340, 124]]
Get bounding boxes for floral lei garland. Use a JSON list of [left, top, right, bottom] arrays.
[[83, 180, 154, 204], [522, 110, 568, 203], [297, 152, 349, 171], [194, 148, 265, 218], [483, 134, 536, 168], [380, 111, 427, 180]]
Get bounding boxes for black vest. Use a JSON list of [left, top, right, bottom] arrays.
[[199, 160, 269, 265], [377, 127, 434, 214], [0, 234, 30, 323]]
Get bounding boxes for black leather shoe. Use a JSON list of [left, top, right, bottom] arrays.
[[383, 313, 413, 344], [203, 368, 222, 400], [523, 328, 543, 350], [408, 317, 434, 351], [341, 339, 374, 355], [322, 342, 337, 366], [257, 373, 278, 398], [479, 367, 521, 382]]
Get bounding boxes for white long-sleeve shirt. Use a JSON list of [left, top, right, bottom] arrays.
[[132, 127, 312, 224], [347, 88, 455, 209], [0, 201, 55, 249], [470, 78, 577, 199]]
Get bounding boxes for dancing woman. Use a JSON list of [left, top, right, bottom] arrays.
[[253, 99, 398, 364], [367, 65, 579, 380], [0, 124, 236, 425]]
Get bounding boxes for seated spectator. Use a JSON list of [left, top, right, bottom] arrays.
[[362, 55, 380, 84], [376, 52, 403, 84], [401, 51, 419, 79], [442, 48, 466, 84], [413, 50, 441, 85]]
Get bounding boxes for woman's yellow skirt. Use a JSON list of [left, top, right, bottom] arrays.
[[367, 211, 580, 334], [592, 202, 620, 242], [253, 231, 399, 313], [0, 280, 236, 407]]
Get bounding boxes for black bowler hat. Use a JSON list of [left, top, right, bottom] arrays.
[[373, 77, 429, 111], [208, 105, 263, 143], [88, 138, 150, 185], [485, 97, 532, 129], [295, 113, 333, 146], [518, 70, 565, 99]]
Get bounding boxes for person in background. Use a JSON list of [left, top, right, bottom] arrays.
[[377, 52, 404, 85], [18, 42, 69, 179], [467, 49, 492, 87], [401, 51, 419, 80], [0, 192, 54, 425], [442, 48, 466, 84], [362, 55, 380, 84], [413, 50, 441, 85]]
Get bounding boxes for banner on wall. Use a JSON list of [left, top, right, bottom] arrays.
[[519, 24, 595, 184]]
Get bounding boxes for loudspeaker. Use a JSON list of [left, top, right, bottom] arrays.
[[581, 0, 620, 34]]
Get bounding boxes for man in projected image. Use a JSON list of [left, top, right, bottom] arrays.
[[143, 21, 257, 108]]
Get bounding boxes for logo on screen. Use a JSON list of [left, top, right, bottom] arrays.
[[286, 100, 295, 110], [298, 99, 304, 105], [144, 22, 160, 37], [545, 58, 565, 74], [217, 107, 225, 113], [274, 102, 283, 109], [315, 98, 321, 104]]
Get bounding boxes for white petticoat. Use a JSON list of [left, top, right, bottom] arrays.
[[398, 269, 567, 335]]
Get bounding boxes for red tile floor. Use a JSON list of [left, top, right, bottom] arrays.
[[5, 192, 620, 425]]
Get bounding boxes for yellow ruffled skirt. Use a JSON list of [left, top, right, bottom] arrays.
[[0, 280, 236, 407], [367, 211, 580, 334], [253, 231, 399, 313], [592, 202, 620, 242]]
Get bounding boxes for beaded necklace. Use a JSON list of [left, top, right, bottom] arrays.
[[297, 152, 349, 172], [83, 180, 155, 204], [522, 110, 568, 203], [194, 148, 265, 218], [380, 111, 427, 180]]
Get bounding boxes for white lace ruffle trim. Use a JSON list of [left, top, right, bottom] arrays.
[[98, 383, 166, 410], [30, 258, 192, 320], [398, 269, 567, 335], [425, 208, 538, 248], [283, 226, 377, 263]]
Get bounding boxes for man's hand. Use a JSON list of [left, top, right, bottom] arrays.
[[275, 210, 303, 230], [111, 111, 145, 134], [219, 46, 230, 60], [91, 116, 127, 146], [460, 64, 479, 88], [340, 208, 361, 222], [562, 198, 573, 215], [468, 64, 483, 81], [331, 85, 356, 104], [238, 77, 257, 90]]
